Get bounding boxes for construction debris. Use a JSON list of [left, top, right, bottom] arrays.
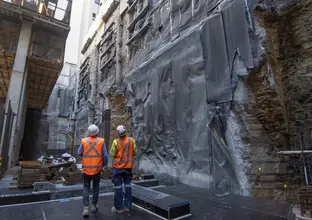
[[300, 186, 312, 217], [62, 153, 76, 163], [16, 158, 82, 189], [17, 161, 49, 188], [37, 154, 77, 165], [16, 154, 141, 189], [50, 162, 82, 185]]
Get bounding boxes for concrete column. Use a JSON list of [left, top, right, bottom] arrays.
[[5, 19, 32, 167], [6, 20, 32, 113], [18, 66, 28, 138], [13, 66, 28, 162]]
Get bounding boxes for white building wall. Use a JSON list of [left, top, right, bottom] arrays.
[[64, 0, 83, 65], [62, 0, 101, 65], [56, 62, 77, 87], [60, 0, 101, 96], [78, 0, 101, 57]]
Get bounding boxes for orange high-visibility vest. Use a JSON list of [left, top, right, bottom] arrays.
[[113, 137, 134, 169], [81, 136, 104, 175]]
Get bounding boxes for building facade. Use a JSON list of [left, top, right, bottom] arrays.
[[43, 0, 102, 158], [0, 0, 72, 167]]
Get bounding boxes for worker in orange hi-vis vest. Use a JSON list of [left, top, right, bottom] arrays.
[[78, 124, 108, 217], [110, 125, 137, 214]]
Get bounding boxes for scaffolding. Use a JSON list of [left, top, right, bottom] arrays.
[[3, 0, 72, 24], [278, 133, 312, 217]]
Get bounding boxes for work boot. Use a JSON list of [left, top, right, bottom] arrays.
[[111, 206, 124, 214], [82, 206, 89, 217], [91, 205, 98, 213]]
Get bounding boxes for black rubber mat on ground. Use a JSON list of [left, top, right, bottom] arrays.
[[0, 196, 159, 220], [0, 180, 114, 205], [132, 184, 191, 219], [0, 184, 296, 220], [155, 184, 295, 220]]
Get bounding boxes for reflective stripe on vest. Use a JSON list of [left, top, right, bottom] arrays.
[[82, 138, 101, 159], [82, 165, 102, 169], [82, 137, 104, 175], [114, 138, 133, 164]]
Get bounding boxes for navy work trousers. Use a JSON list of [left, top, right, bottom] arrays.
[[83, 171, 101, 206], [112, 169, 132, 210]]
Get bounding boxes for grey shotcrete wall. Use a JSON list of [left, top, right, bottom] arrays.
[[124, 0, 257, 194]]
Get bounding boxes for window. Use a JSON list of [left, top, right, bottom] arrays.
[[92, 13, 96, 21]]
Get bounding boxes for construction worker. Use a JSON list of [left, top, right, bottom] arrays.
[[110, 125, 136, 213], [78, 124, 108, 217]]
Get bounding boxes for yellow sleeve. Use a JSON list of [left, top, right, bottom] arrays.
[[132, 138, 137, 155], [110, 139, 118, 157]]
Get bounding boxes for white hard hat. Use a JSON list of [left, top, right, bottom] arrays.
[[68, 156, 76, 163], [88, 124, 99, 136], [116, 125, 126, 136]]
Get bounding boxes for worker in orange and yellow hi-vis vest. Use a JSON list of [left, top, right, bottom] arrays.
[[110, 125, 137, 214], [78, 124, 108, 217]]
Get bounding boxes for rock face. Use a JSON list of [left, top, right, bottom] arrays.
[[250, 0, 312, 200], [72, 0, 310, 202]]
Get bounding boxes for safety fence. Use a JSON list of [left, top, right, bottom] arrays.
[[3, 0, 72, 24], [0, 101, 14, 173]]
